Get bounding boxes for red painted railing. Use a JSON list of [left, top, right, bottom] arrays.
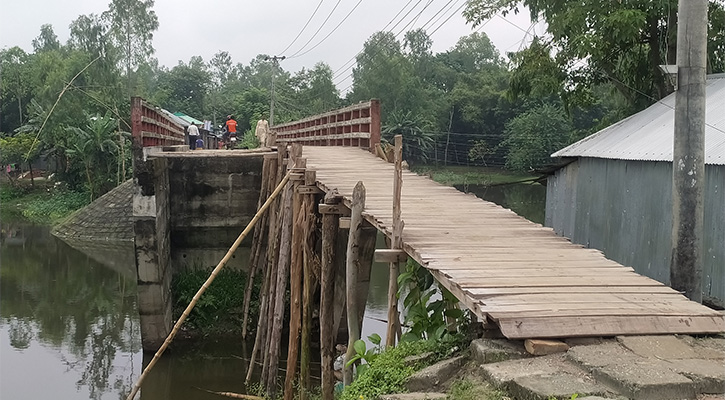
[[272, 100, 380, 150], [131, 97, 185, 147]]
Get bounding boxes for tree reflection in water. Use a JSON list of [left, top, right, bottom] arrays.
[[0, 223, 140, 400]]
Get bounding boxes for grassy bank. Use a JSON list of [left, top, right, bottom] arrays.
[[410, 164, 536, 186], [0, 183, 90, 225]]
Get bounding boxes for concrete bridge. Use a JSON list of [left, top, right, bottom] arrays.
[[129, 97, 724, 398]]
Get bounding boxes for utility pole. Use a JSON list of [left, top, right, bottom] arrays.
[[671, 0, 707, 303], [264, 55, 286, 127]]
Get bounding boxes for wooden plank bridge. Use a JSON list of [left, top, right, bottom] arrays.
[[303, 146, 725, 339]]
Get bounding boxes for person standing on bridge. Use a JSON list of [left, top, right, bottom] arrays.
[[188, 123, 200, 150]]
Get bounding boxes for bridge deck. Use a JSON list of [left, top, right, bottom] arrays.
[[304, 146, 725, 338]]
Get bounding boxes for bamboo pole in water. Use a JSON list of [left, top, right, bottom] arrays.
[[343, 182, 366, 385], [299, 169, 318, 400], [265, 145, 302, 397], [284, 158, 306, 400], [246, 156, 279, 383], [124, 169, 292, 400], [243, 156, 273, 339], [319, 191, 342, 400], [261, 150, 286, 386]]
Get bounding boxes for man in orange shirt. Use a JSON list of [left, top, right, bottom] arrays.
[[223, 115, 238, 149]]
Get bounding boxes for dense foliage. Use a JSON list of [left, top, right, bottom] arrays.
[[3, 0, 722, 195]]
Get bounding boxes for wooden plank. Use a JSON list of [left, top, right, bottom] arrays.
[[318, 204, 350, 216], [442, 269, 637, 279], [497, 315, 725, 339], [476, 292, 691, 305], [481, 302, 717, 317], [455, 275, 666, 288], [466, 286, 682, 297], [374, 249, 408, 263]]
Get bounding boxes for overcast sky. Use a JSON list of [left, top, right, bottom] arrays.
[[1, 0, 539, 91]]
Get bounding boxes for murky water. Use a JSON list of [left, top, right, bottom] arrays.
[[0, 182, 545, 399]]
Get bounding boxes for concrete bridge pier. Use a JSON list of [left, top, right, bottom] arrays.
[[133, 155, 173, 351]]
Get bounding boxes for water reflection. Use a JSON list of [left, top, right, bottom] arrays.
[[457, 183, 546, 224], [0, 223, 140, 400]]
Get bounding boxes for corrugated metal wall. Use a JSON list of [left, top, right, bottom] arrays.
[[546, 157, 724, 305]]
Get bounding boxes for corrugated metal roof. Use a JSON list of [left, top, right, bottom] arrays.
[[552, 74, 725, 165], [173, 112, 204, 125]]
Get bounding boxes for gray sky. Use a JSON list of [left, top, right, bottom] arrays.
[[1, 0, 539, 91]]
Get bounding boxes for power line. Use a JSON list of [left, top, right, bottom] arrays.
[[277, 0, 326, 55], [287, 0, 344, 58], [288, 0, 365, 59]]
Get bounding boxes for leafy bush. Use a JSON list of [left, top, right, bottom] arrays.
[[21, 189, 89, 224], [172, 267, 260, 332], [340, 340, 439, 400]]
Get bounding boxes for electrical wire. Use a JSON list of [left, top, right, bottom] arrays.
[[287, 0, 344, 58], [277, 0, 326, 55], [288, 0, 365, 59]]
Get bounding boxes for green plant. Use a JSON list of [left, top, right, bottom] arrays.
[[346, 333, 383, 377], [239, 128, 259, 149], [340, 340, 438, 400], [448, 379, 507, 400], [397, 259, 467, 343], [21, 189, 89, 224], [172, 267, 260, 333]]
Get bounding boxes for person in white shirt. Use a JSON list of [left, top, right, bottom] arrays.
[[188, 123, 200, 150]]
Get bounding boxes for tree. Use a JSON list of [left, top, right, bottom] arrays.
[[32, 24, 61, 53], [0, 47, 33, 132], [501, 103, 573, 171], [104, 0, 159, 95], [0, 133, 40, 186], [65, 113, 120, 199], [154, 57, 211, 119], [382, 111, 436, 164], [464, 0, 725, 111]]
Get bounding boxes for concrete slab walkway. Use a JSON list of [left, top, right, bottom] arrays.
[[467, 335, 725, 400]]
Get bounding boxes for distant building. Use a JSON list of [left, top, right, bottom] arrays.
[[546, 74, 725, 307]]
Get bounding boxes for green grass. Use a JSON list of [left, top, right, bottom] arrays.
[[172, 267, 261, 335], [410, 165, 535, 186], [0, 183, 90, 225]]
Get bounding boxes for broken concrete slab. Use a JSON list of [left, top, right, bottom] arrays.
[[592, 360, 697, 400], [617, 335, 699, 360], [406, 356, 465, 392], [509, 371, 612, 400], [566, 341, 642, 369], [470, 338, 529, 364], [379, 393, 447, 400], [524, 339, 570, 356], [480, 353, 586, 388], [666, 358, 725, 394]]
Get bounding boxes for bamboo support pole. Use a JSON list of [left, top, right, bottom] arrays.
[[243, 156, 273, 339], [386, 135, 403, 348], [284, 158, 306, 400], [299, 169, 318, 400], [124, 170, 292, 400], [246, 156, 279, 383], [261, 150, 286, 385], [343, 181, 366, 385], [266, 145, 302, 397], [319, 191, 342, 400]]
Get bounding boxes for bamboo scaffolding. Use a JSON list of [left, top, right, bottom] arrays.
[[124, 169, 292, 400]]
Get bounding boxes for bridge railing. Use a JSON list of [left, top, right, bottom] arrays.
[[131, 97, 186, 147], [272, 100, 380, 151]]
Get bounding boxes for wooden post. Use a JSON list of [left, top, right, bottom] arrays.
[[260, 151, 285, 386], [243, 156, 272, 339], [299, 169, 318, 400], [319, 191, 342, 400], [246, 156, 278, 383], [343, 182, 366, 385], [265, 145, 300, 397], [386, 135, 403, 348], [284, 157, 306, 400]]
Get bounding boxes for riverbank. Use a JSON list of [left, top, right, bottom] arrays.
[[0, 182, 90, 225], [410, 165, 537, 186]]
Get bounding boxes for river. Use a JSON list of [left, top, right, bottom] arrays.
[[0, 182, 544, 399]]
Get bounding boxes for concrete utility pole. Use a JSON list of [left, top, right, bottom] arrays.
[[264, 55, 286, 127], [671, 0, 708, 303]]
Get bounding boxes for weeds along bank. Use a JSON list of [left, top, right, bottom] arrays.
[[0, 183, 90, 225]]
